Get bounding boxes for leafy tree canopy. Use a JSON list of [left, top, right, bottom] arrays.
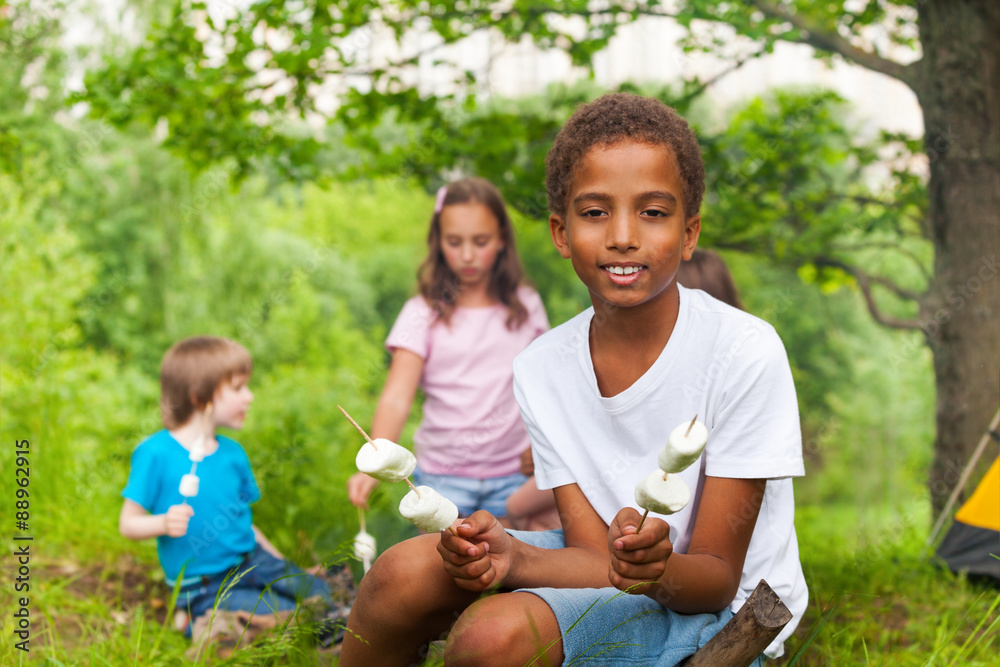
[[66, 0, 930, 323]]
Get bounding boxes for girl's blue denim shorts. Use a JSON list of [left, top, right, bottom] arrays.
[[411, 467, 527, 517], [507, 529, 767, 667]]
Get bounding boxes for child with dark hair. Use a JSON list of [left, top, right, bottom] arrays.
[[509, 246, 747, 532], [678, 247, 745, 310], [121, 336, 342, 647], [341, 94, 807, 666], [345, 177, 549, 522]]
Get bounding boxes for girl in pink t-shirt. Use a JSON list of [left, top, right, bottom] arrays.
[[346, 177, 549, 523]]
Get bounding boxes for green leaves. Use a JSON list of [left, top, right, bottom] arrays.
[[701, 88, 929, 305], [72, 1, 671, 178], [72, 0, 921, 201]]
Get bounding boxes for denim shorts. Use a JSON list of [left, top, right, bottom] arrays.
[[176, 545, 333, 634], [411, 467, 528, 517], [508, 529, 766, 667]]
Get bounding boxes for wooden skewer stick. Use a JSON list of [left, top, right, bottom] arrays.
[[181, 403, 214, 507], [685, 414, 698, 437], [404, 477, 422, 496], [635, 509, 650, 534], [338, 405, 376, 448]]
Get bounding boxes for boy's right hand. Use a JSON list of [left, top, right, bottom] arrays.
[[164, 504, 195, 537], [347, 472, 380, 508], [437, 511, 512, 592], [608, 507, 673, 596]]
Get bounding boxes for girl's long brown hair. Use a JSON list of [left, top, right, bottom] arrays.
[[677, 249, 744, 310], [418, 177, 528, 329]]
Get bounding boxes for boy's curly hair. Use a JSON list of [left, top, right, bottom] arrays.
[[545, 93, 705, 220]]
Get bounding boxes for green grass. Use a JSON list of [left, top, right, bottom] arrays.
[[2, 497, 996, 665], [0, 172, 990, 663], [775, 505, 999, 666]]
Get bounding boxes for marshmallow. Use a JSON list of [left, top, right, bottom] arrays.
[[356, 438, 417, 483], [658, 420, 708, 473], [353, 530, 377, 570], [188, 435, 206, 463], [179, 473, 200, 498], [399, 486, 459, 533], [634, 471, 690, 515]]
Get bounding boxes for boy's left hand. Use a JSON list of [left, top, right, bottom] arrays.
[[607, 507, 673, 595]]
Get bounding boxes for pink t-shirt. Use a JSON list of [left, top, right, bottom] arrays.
[[386, 286, 549, 478]]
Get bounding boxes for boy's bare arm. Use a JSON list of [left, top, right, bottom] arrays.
[[508, 483, 613, 589], [610, 477, 765, 613], [119, 498, 194, 540], [439, 483, 612, 591]]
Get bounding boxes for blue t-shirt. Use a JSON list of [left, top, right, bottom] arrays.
[[122, 430, 261, 584]]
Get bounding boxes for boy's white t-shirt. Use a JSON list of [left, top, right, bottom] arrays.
[[512, 286, 807, 658]]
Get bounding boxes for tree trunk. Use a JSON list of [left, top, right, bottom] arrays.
[[915, 0, 1000, 515]]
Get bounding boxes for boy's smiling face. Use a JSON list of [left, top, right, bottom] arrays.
[[549, 140, 700, 314]]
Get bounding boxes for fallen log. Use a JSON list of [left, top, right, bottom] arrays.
[[682, 579, 792, 667]]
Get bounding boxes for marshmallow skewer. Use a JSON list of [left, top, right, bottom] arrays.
[[354, 531, 377, 572], [635, 472, 691, 532], [635, 415, 706, 533], [339, 405, 458, 535], [399, 485, 459, 533], [179, 473, 200, 498], [356, 438, 417, 483], [179, 404, 212, 506], [353, 507, 377, 573], [339, 404, 418, 484], [179, 437, 204, 504], [658, 415, 708, 476], [338, 404, 376, 447]]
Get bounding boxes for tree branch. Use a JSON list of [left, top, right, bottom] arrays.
[[278, 6, 685, 88], [747, 0, 915, 87], [814, 256, 923, 330], [820, 256, 923, 301], [831, 241, 932, 283], [676, 45, 768, 105]]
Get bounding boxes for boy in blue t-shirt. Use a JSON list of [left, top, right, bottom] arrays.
[[120, 336, 342, 646]]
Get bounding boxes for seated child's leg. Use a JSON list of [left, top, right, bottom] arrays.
[[244, 547, 333, 605], [444, 591, 563, 667], [505, 477, 560, 531], [184, 571, 299, 622], [185, 548, 333, 626], [475, 471, 530, 518], [340, 533, 481, 666], [516, 586, 736, 667], [214, 585, 299, 616]]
